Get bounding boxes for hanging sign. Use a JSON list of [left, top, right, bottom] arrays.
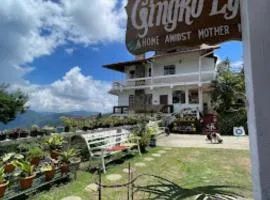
[[125, 0, 242, 55]]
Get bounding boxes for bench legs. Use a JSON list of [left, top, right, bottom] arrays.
[[102, 157, 106, 173]]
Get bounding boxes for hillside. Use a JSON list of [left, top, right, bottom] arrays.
[[0, 110, 98, 130]]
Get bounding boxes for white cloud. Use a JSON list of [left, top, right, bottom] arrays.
[[11, 67, 117, 113], [65, 48, 76, 55], [92, 47, 100, 52], [0, 0, 127, 83]]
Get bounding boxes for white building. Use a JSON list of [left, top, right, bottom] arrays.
[[104, 45, 219, 115]]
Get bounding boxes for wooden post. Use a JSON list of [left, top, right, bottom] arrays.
[[98, 169, 102, 200], [241, 0, 270, 199]]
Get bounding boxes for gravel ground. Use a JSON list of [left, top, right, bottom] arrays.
[[157, 134, 249, 150]]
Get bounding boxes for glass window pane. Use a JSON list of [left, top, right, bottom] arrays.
[[173, 90, 185, 104], [164, 65, 175, 75], [189, 90, 199, 104]]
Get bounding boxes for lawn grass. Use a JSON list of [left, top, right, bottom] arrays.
[[34, 147, 252, 200]]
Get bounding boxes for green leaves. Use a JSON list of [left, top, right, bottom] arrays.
[[0, 167, 6, 184], [59, 148, 78, 164], [2, 153, 24, 163], [0, 84, 28, 124], [12, 160, 34, 177], [211, 66, 246, 114], [45, 134, 65, 151]]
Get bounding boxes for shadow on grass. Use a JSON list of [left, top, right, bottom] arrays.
[[134, 175, 246, 200]]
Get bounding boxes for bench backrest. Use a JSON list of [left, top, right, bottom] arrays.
[[81, 128, 131, 157]]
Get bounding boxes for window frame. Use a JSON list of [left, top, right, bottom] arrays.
[[164, 65, 176, 75]]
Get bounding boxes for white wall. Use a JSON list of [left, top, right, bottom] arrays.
[[118, 90, 134, 106], [152, 52, 215, 77]]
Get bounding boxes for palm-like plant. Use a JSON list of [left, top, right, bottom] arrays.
[[12, 160, 34, 178], [0, 167, 6, 184], [211, 68, 246, 114], [59, 148, 79, 164], [45, 134, 65, 152]]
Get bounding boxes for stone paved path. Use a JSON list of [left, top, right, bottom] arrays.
[[157, 134, 249, 150]]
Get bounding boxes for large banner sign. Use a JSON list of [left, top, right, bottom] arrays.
[[126, 0, 242, 55]]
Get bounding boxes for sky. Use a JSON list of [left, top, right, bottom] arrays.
[[0, 0, 243, 113]]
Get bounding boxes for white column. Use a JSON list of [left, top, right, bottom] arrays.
[[241, 1, 270, 199], [185, 88, 189, 105], [198, 87, 203, 112]]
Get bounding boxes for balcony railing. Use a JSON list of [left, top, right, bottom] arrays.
[[111, 71, 215, 91], [113, 105, 174, 114]]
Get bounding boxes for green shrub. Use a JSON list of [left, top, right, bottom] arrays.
[[218, 110, 248, 135]]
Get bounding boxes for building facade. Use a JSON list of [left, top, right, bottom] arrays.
[[104, 45, 218, 115]]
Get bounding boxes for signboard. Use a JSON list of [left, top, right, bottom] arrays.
[[126, 0, 242, 55], [233, 127, 246, 136]]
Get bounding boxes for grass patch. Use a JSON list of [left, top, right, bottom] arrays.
[[34, 147, 252, 200]]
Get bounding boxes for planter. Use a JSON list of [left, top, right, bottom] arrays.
[[44, 170, 55, 181], [19, 174, 35, 190], [0, 181, 9, 198], [50, 151, 60, 160], [149, 138, 157, 147], [30, 157, 41, 166], [60, 164, 70, 174], [4, 163, 14, 173]]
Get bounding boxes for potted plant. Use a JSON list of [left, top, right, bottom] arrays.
[[2, 153, 24, 173], [40, 162, 55, 181], [45, 134, 65, 160], [59, 148, 78, 174], [0, 167, 8, 198], [132, 123, 151, 153], [27, 146, 44, 166], [12, 160, 35, 190], [149, 134, 157, 147]]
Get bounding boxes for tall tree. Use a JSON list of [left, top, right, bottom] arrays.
[[211, 61, 246, 114], [0, 84, 28, 124]]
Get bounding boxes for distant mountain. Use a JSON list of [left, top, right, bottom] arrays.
[[0, 110, 98, 130]]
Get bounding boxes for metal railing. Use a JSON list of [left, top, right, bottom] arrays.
[[111, 71, 215, 90]]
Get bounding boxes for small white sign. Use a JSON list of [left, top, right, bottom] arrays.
[[233, 127, 246, 136]]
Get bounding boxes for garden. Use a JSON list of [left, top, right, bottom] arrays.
[[0, 134, 81, 199], [34, 147, 252, 200]]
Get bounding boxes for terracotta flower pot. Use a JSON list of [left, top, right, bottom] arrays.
[[30, 157, 41, 166], [44, 170, 55, 181], [19, 174, 35, 190], [0, 181, 9, 198], [4, 163, 14, 173], [60, 164, 70, 174], [50, 151, 60, 160]]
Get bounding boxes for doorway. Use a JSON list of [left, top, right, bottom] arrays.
[[160, 95, 168, 105]]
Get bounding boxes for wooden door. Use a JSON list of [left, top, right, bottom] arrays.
[[160, 95, 168, 105]]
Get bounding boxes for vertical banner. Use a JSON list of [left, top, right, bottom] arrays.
[[126, 0, 242, 55]]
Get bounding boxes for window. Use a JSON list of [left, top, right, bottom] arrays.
[[173, 90, 186, 104], [129, 95, 134, 106], [189, 90, 199, 104], [129, 70, 135, 79], [164, 65, 175, 75]]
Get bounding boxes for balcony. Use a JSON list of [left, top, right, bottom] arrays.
[[110, 71, 215, 93], [113, 105, 174, 114]]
